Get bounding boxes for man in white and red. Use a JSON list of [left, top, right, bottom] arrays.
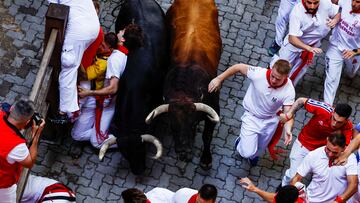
[[291, 133, 358, 203], [0, 99, 45, 202], [323, 0, 360, 105], [270, 0, 340, 85], [208, 59, 295, 166], [47, 0, 100, 121], [74, 25, 144, 149], [280, 97, 353, 186], [21, 174, 76, 203], [267, 0, 300, 57]]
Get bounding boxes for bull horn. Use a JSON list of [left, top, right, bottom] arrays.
[[141, 134, 163, 159], [194, 103, 220, 123], [98, 135, 117, 161], [145, 104, 169, 124]]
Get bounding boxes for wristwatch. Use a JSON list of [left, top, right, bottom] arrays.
[[353, 49, 359, 55]]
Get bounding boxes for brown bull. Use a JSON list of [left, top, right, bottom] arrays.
[[146, 0, 222, 170]]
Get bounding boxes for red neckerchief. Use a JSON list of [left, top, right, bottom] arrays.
[[350, 9, 360, 14], [117, 45, 129, 55], [188, 193, 198, 203], [266, 69, 288, 89], [325, 147, 335, 167], [147, 200, 151, 203], [289, 49, 314, 82], [302, 0, 318, 17]]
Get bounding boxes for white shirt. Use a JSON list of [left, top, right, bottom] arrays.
[[47, 0, 100, 40], [297, 146, 358, 203], [284, 0, 339, 52], [329, 0, 360, 51], [104, 50, 127, 87], [7, 143, 29, 164], [242, 66, 295, 118], [146, 187, 174, 203], [172, 188, 198, 203]]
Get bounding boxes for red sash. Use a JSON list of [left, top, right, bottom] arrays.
[[268, 111, 285, 160], [290, 49, 314, 82], [82, 27, 104, 69], [94, 96, 109, 144]]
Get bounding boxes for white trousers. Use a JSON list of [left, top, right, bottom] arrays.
[[59, 37, 95, 113], [71, 96, 116, 148], [236, 111, 279, 159], [275, 0, 297, 45], [282, 139, 310, 186], [323, 44, 360, 105], [0, 184, 16, 203], [271, 43, 312, 85]]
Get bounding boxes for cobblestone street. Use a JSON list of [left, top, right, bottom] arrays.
[[0, 0, 360, 202]]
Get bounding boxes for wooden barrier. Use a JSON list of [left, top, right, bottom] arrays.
[[15, 3, 69, 202]]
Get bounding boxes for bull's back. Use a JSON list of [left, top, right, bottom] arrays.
[[167, 0, 221, 76]]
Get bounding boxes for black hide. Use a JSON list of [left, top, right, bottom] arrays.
[[110, 0, 168, 175]]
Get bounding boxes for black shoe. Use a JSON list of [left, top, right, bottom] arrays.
[[268, 41, 281, 57], [48, 113, 69, 125], [1, 102, 11, 113], [247, 156, 259, 167]]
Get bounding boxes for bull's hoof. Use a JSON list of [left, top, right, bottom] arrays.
[[200, 153, 212, 170], [200, 161, 212, 170]]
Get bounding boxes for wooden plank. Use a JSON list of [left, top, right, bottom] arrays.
[[15, 29, 58, 203]]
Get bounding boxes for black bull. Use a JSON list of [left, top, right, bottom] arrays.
[[108, 0, 168, 175]]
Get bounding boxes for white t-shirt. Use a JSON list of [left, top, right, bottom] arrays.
[[104, 50, 127, 87], [146, 187, 174, 203], [297, 146, 358, 203], [172, 188, 198, 203], [47, 0, 100, 40], [329, 0, 360, 51], [7, 143, 29, 164], [242, 66, 295, 118], [284, 0, 339, 52]]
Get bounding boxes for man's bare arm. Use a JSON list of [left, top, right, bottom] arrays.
[[279, 97, 307, 123], [290, 173, 303, 186], [239, 178, 276, 203], [208, 63, 249, 93], [283, 105, 294, 146], [289, 35, 323, 54], [335, 130, 360, 165], [337, 175, 358, 202]]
